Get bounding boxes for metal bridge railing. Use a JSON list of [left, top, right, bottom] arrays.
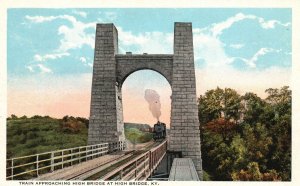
[[6, 141, 126, 180], [101, 140, 167, 181]]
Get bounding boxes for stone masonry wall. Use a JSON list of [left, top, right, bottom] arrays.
[[116, 54, 173, 86], [170, 22, 203, 179], [88, 24, 125, 144]]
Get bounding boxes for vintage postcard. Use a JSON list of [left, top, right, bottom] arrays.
[[0, 0, 299, 186]]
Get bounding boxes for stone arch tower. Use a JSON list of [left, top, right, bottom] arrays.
[[88, 22, 202, 178]]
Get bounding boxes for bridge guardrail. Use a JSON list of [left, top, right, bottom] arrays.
[[6, 141, 126, 180], [101, 140, 167, 181], [109, 141, 126, 152]]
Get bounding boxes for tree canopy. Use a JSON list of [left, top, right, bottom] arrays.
[[199, 86, 291, 181]]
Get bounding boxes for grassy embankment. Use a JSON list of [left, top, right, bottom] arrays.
[[7, 115, 152, 159]]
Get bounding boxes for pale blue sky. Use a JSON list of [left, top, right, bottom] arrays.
[[7, 8, 292, 122], [8, 8, 291, 76]]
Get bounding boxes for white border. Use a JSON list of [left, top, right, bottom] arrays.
[[1, 0, 299, 186]]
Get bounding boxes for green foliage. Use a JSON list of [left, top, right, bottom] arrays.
[[124, 122, 152, 144], [231, 162, 281, 181], [126, 128, 140, 144], [60, 115, 87, 134], [202, 171, 212, 181], [124, 122, 151, 131], [125, 127, 152, 144], [7, 116, 88, 159], [199, 86, 291, 181], [6, 116, 152, 180], [7, 117, 152, 159], [198, 87, 241, 125], [11, 114, 18, 119], [241, 92, 265, 125]]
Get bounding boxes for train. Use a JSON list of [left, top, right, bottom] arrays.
[[152, 121, 167, 141]]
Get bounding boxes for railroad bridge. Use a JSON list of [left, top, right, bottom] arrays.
[[89, 22, 202, 177], [6, 22, 202, 181]]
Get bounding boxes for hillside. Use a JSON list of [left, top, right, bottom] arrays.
[[6, 116, 152, 159], [124, 123, 152, 144], [124, 122, 151, 131], [7, 116, 88, 158]]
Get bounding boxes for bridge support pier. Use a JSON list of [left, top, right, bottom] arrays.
[[169, 22, 203, 179], [88, 24, 125, 145]]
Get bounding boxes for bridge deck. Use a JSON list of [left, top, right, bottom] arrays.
[[35, 152, 127, 180], [168, 158, 199, 181], [36, 141, 160, 180]]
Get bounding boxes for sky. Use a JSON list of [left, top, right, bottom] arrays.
[[7, 8, 291, 126]]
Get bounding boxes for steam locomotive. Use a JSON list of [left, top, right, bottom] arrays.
[[152, 121, 167, 141]]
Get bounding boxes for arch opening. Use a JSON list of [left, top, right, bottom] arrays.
[[121, 70, 172, 128], [119, 67, 172, 89]]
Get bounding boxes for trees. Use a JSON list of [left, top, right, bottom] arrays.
[[240, 93, 265, 125], [60, 116, 87, 134], [240, 123, 272, 171], [231, 162, 281, 181], [199, 86, 291, 181], [11, 114, 18, 120], [204, 118, 237, 142], [199, 87, 243, 180], [198, 87, 241, 125], [264, 86, 291, 180]]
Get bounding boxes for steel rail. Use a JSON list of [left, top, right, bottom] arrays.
[[99, 140, 167, 181]]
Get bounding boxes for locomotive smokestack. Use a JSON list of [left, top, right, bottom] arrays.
[[144, 89, 161, 121]]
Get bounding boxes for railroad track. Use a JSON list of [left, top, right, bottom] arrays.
[[68, 150, 135, 180], [35, 140, 164, 181], [78, 141, 161, 180]]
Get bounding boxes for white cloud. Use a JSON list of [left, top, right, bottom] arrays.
[[104, 12, 117, 21], [73, 10, 87, 18], [25, 13, 120, 53], [25, 12, 289, 59], [37, 64, 52, 73], [233, 48, 282, 68], [33, 55, 43, 62], [24, 13, 290, 93], [229, 43, 244, 49], [26, 66, 34, 72], [258, 17, 291, 29], [26, 15, 75, 24], [57, 21, 96, 52], [26, 15, 96, 52], [79, 57, 93, 68], [210, 13, 256, 37], [25, 15, 57, 23], [191, 13, 287, 69], [248, 48, 272, 68], [193, 29, 233, 67], [191, 14, 290, 97], [34, 52, 70, 62], [117, 27, 173, 54], [205, 13, 290, 38], [285, 52, 292, 55], [116, 24, 281, 71], [79, 57, 87, 63], [25, 63, 52, 74]]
